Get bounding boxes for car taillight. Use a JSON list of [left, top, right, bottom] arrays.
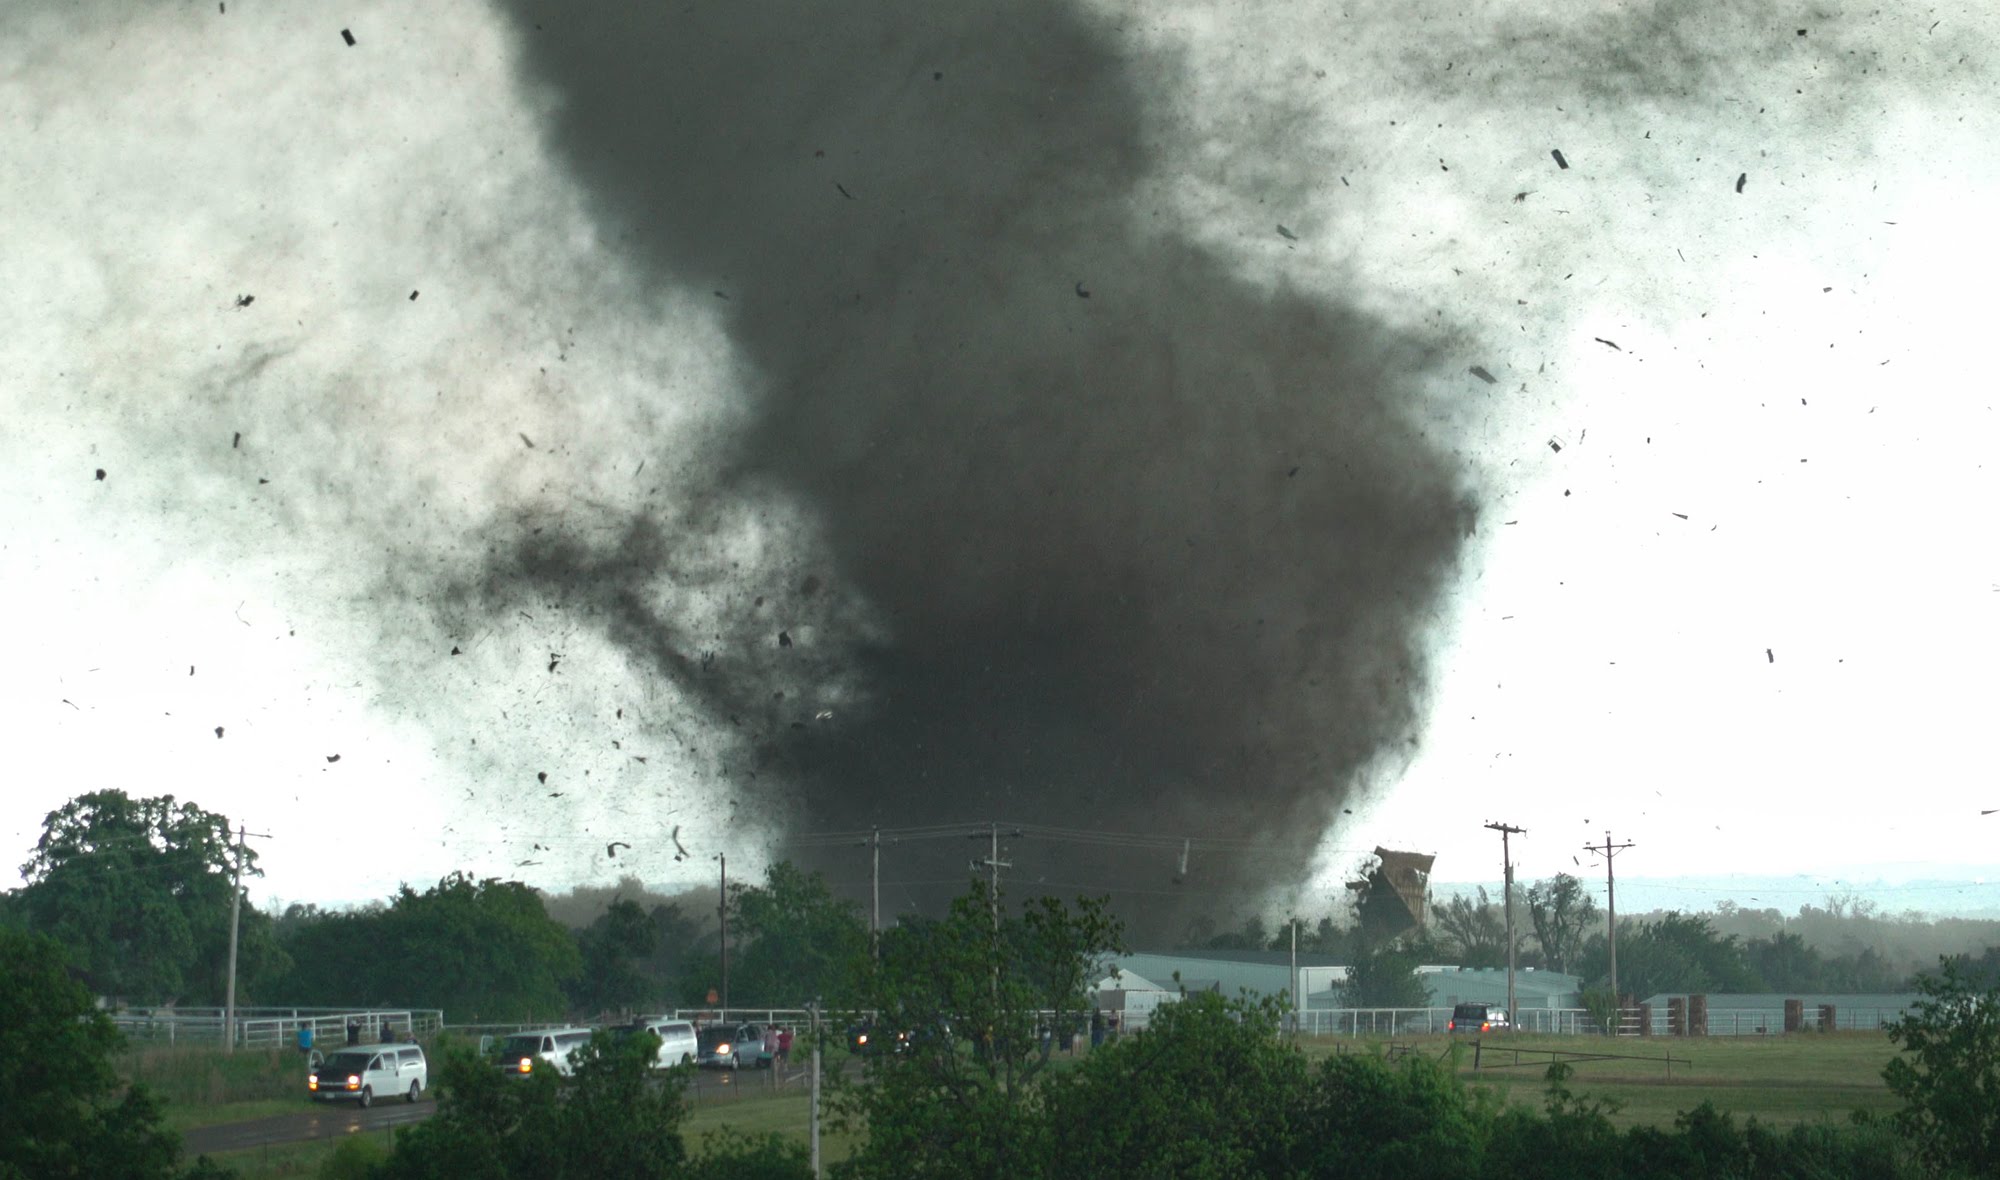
[[1447, 1021, 1456, 1031], [1481, 1022, 1491, 1032], [518, 1057, 532, 1074]]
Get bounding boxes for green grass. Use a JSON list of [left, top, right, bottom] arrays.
[[196, 1130, 395, 1180], [1299, 1032, 1902, 1129]]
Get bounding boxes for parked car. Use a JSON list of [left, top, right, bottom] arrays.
[[492, 1027, 595, 1078], [618, 1017, 699, 1068], [847, 1022, 911, 1055], [696, 1023, 769, 1070], [309, 1043, 427, 1107], [1447, 1003, 1511, 1034]]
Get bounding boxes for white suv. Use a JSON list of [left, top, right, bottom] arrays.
[[623, 1018, 699, 1068], [309, 1043, 427, 1107], [492, 1027, 595, 1078]]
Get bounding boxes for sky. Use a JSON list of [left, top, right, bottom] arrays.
[[4, 0, 1996, 923]]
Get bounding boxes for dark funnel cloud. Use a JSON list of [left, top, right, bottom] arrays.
[[481, 0, 1478, 916]]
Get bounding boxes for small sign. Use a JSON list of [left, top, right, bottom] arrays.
[[707, 988, 720, 1005]]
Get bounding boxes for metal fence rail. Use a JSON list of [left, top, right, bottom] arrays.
[[110, 1006, 443, 1049]]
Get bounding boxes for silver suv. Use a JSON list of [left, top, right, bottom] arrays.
[[1447, 1003, 1510, 1034]]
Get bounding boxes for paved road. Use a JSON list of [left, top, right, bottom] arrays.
[[183, 1067, 809, 1156]]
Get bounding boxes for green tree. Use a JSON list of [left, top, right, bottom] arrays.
[[379, 1032, 808, 1180], [833, 882, 1123, 1179], [1525, 873, 1599, 977], [1884, 956, 2000, 1176], [569, 897, 663, 1017], [1433, 887, 1508, 968], [16, 789, 287, 1003], [1577, 913, 1756, 998], [725, 862, 869, 1007], [0, 926, 230, 1179], [1745, 930, 1826, 992], [1043, 990, 1305, 1178], [1342, 937, 1430, 1008], [271, 874, 579, 1021]]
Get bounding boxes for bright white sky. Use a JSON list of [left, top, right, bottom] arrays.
[[3, 0, 1995, 918]]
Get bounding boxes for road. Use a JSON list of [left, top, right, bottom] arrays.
[[182, 1066, 808, 1156]]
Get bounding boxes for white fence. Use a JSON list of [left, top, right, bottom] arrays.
[[110, 1006, 444, 1049]]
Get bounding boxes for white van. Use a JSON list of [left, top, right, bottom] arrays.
[[309, 1043, 427, 1107], [624, 1017, 699, 1068], [492, 1027, 595, 1078]]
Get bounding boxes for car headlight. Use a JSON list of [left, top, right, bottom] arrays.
[[346, 1075, 360, 1090]]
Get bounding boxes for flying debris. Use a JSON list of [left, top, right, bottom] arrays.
[[1736, 172, 1747, 194], [1547, 439, 1562, 453], [409, 290, 419, 301], [1469, 365, 1497, 384], [671, 826, 689, 861], [1276, 225, 1298, 240], [94, 469, 106, 481], [1766, 648, 1775, 663], [232, 432, 241, 448], [340, 28, 355, 46], [1593, 337, 1622, 351], [519, 433, 535, 449], [234, 294, 254, 308], [1551, 149, 1569, 170], [1513, 191, 1530, 203], [325, 754, 341, 763], [537, 771, 548, 784], [1074, 280, 1090, 298], [606, 841, 631, 858], [215, 726, 224, 738], [836, 183, 855, 199], [778, 631, 793, 648]]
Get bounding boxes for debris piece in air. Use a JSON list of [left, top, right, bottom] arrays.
[[232, 431, 241, 448], [1277, 224, 1298, 240], [409, 290, 419, 301], [832, 182, 856, 201], [1287, 466, 1299, 477], [1766, 648, 1775, 663], [340, 28, 355, 46], [518, 432, 534, 448], [95, 468, 107, 481], [1593, 337, 1622, 351], [778, 630, 793, 648], [450, 645, 461, 655], [215, 726, 225, 739], [1469, 365, 1497, 384], [235, 294, 254, 308], [1672, 512, 1688, 519], [1513, 191, 1530, 203], [606, 841, 630, 858], [325, 754, 341, 763], [1547, 439, 1562, 453], [1735, 172, 1747, 194], [1551, 149, 1569, 170], [713, 290, 730, 300], [1074, 280, 1090, 299], [537, 771, 548, 784], [672, 826, 689, 861], [547, 652, 561, 672]]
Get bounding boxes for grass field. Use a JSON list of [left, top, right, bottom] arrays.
[[176, 1033, 1908, 1175], [1301, 1032, 1903, 1129]]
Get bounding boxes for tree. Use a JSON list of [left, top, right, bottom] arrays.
[[1884, 956, 2000, 1176], [1042, 991, 1305, 1179], [1578, 913, 1757, 997], [1432, 887, 1508, 968], [0, 927, 229, 1179], [724, 862, 869, 1007], [833, 882, 1124, 1179], [569, 897, 663, 1017], [1745, 930, 1825, 992], [1341, 937, 1431, 1008], [378, 1030, 809, 1179], [1525, 874, 1599, 977], [272, 873, 580, 1021], [16, 789, 287, 1003]]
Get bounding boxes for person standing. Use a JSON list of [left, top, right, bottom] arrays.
[[777, 1025, 794, 1066]]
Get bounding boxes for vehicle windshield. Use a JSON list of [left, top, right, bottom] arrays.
[[496, 1035, 544, 1059], [319, 1052, 373, 1073]]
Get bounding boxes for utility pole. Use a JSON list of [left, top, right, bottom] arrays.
[[871, 827, 881, 960], [1584, 831, 1635, 1033], [717, 853, 729, 1015], [1289, 918, 1300, 1036], [970, 823, 1017, 1004], [223, 824, 270, 1054], [809, 1000, 822, 1178], [1484, 822, 1526, 1025]]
